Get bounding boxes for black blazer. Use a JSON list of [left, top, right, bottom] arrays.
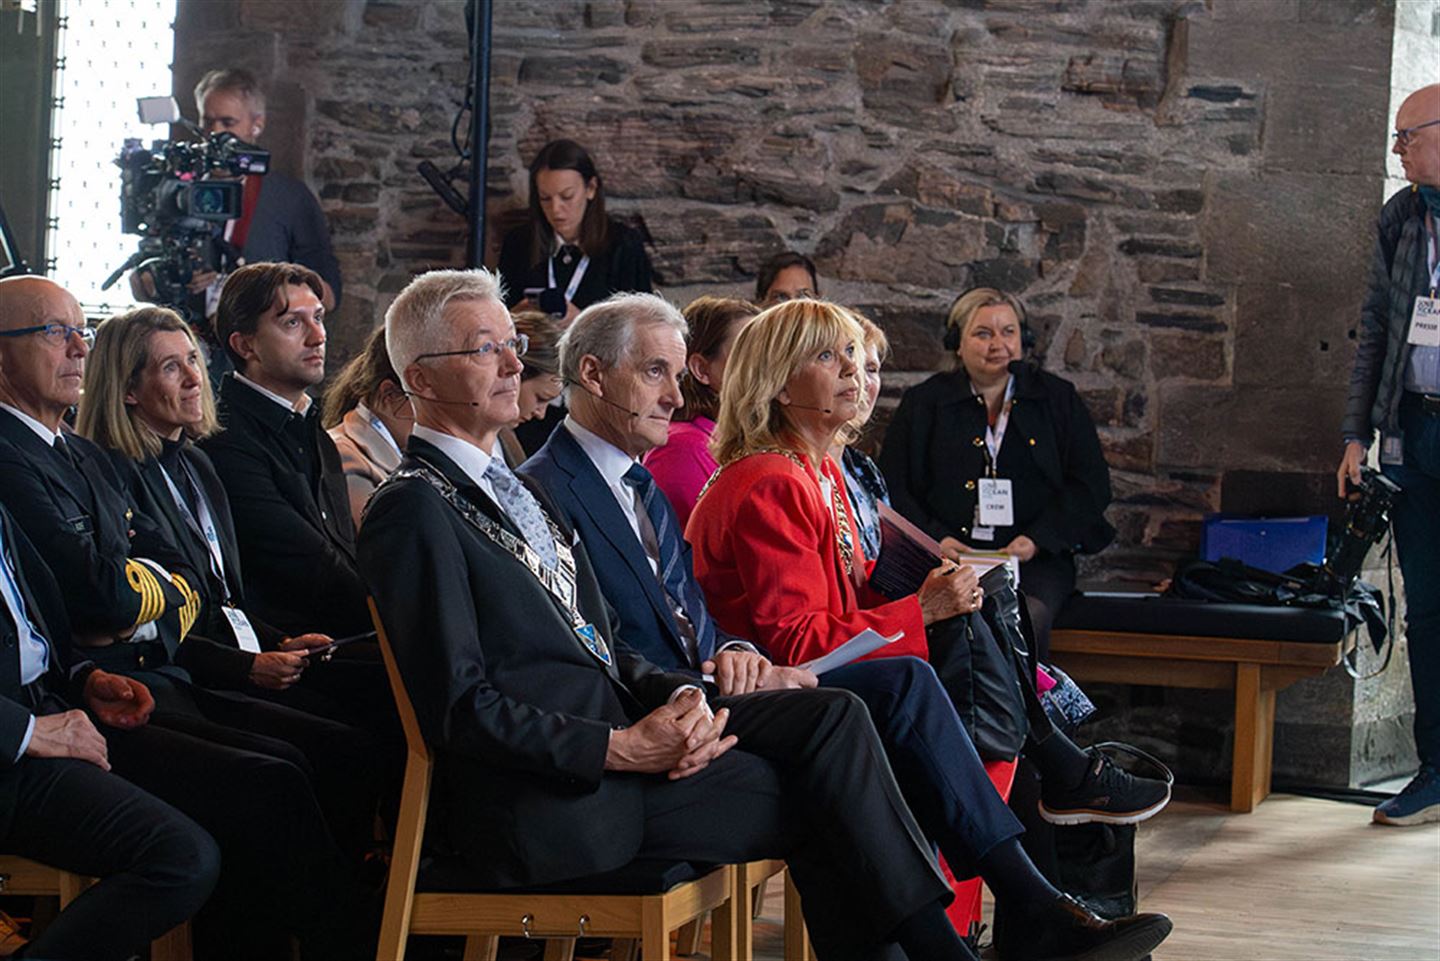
[[200, 375, 369, 637], [496, 218, 654, 310], [879, 363, 1116, 557], [357, 436, 693, 888], [0, 503, 74, 772], [113, 440, 287, 689], [0, 410, 199, 655]]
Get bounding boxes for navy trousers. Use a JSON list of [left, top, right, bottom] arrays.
[[821, 657, 1024, 877], [1383, 393, 1440, 770]]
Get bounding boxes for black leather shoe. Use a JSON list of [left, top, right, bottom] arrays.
[[995, 894, 1173, 961]]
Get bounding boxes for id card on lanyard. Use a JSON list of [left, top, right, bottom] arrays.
[[547, 249, 591, 305], [971, 377, 1016, 539], [1407, 220, 1440, 348], [159, 463, 260, 654]]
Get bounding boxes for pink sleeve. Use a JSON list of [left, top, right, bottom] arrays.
[[643, 431, 717, 531]]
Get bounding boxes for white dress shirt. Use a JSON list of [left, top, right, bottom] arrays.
[[234, 372, 312, 414]]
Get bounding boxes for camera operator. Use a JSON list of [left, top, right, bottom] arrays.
[[1338, 83, 1440, 827], [130, 69, 341, 321]]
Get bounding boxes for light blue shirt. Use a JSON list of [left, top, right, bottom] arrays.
[[1, 518, 51, 761], [1402, 216, 1440, 395]]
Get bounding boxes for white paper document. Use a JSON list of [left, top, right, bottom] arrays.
[[797, 628, 905, 676]]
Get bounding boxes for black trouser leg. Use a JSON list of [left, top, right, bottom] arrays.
[[2, 756, 219, 961], [712, 687, 954, 960], [104, 721, 374, 960]]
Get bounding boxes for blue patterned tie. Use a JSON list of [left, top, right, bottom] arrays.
[[483, 458, 559, 569], [623, 462, 716, 662]]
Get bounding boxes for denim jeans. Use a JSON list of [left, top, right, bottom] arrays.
[[1382, 393, 1440, 769]]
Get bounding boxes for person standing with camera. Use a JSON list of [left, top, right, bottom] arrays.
[[497, 139, 655, 454], [1339, 83, 1440, 827]]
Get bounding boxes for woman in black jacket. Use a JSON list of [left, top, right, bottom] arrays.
[[496, 138, 654, 452], [879, 288, 1114, 659]]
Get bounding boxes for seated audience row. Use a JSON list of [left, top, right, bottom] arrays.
[[0, 259, 1161, 961]]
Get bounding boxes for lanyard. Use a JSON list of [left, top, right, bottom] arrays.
[[547, 249, 591, 303], [1427, 216, 1439, 297], [159, 461, 231, 604], [980, 376, 1015, 476]]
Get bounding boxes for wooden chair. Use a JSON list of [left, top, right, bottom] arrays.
[[0, 855, 191, 960], [369, 599, 739, 961]]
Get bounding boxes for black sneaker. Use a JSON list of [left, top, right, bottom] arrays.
[[1039, 747, 1171, 826]]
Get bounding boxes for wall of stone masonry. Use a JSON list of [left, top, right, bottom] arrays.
[[172, 0, 1404, 587]]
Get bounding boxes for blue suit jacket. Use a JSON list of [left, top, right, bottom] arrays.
[[521, 426, 738, 672]]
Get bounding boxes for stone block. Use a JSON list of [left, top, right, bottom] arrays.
[[240, 0, 359, 33], [1150, 331, 1227, 381], [1203, 172, 1376, 290], [1156, 384, 1347, 471], [1136, 259, 1202, 283], [814, 201, 988, 289], [645, 207, 784, 285], [640, 39, 762, 68], [1298, 0, 1389, 26], [363, 1, 420, 30], [849, 301, 948, 373], [1208, 0, 1299, 21], [1187, 17, 1391, 86], [1232, 280, 1356, 388], [853, 34, 958, 131], [316, 100, 423, 134], [517, 54, 628, 88], [1261, 81, 1390, 176]]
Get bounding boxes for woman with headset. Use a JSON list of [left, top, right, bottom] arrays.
[[878, 288, 1114, 660]]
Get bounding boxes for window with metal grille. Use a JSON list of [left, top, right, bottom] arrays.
[[45, 0, 176, 312]]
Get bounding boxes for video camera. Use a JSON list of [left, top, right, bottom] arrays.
[[102, 97, 270, 321]]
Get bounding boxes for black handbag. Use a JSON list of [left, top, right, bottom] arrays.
[[925, 610, 1029, 762]]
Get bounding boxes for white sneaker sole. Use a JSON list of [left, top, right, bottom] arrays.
[[1373, 804, 1440, 826], [1038, 786, 1173, 826]]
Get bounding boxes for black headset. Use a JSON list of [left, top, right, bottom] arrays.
[[943, 291, 1035, 352]]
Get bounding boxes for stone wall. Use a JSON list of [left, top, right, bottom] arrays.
[[173, 0, 1401, 585]]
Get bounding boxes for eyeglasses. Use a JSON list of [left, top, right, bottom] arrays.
[[1393, 119, 1440, 148], [0, 323, 95, 348], [414, 333, 529, 364]]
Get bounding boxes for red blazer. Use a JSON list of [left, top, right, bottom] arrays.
[[687, 451, 928, 667]]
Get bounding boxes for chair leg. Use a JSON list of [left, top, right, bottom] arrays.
[[640, 900, 669, 961], [149, 921, 192, 961], [675, 916, 704, 956], [783, 872, 812, 961], [712, 886, 739, 961], [463, 935, 499, 961], [543, 938, 577, 961]]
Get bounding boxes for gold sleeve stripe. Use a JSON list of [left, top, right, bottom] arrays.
[[170, 573, 201, 640], [124, 559, 164, 627]]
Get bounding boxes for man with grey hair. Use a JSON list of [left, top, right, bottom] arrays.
[[361, 268, 989, 961], [131, 68, 342, 324], [521, 293, 1173, 961]]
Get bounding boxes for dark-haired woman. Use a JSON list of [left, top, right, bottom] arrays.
[[755, 250, 820, 306], [497, 138, 655, 452], [498, 310, 565, 469], [641, 295, 758, 528]]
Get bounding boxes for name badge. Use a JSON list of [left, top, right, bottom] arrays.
[[221, 605, 262, 654], [978, 478, 1015, 527], [1381, 431, 1405, 466], [971, 504, 995, 542], [1408, 296, 1440, 347]]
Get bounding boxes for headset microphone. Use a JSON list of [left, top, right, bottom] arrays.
[[786, 403, 834, 415], [403, 390, 480, 407], [562, 378, 643, 418]]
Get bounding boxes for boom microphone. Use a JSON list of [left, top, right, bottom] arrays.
[[403, 390, 480, 407], [786, 403, 834, 415], [563, 378, 643, 418]]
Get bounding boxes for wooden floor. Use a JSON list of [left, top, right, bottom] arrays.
[[719, 790, 1440, 960]]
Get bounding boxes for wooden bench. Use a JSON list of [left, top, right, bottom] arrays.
[[1049, 613, 1347, 813]]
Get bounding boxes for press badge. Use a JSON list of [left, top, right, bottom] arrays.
[[977, 478, 1015, 527], [1381, 431, 1405, 466], [1408, 296, 1440, 347], [222, 605, 262, 654]]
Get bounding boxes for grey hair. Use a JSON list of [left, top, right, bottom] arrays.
[[193, 68, 267, 116], [385, 268, 506, 390], [559, 293, 688, 400]]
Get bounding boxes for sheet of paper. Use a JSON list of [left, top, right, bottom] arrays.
[[797, 628, 904, 676]]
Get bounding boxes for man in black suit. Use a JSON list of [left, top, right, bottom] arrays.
[[0, 275, 375, 959], [199, 262, 371, 638], [362, 267, 993, 961], [520, 294, 1173, 961], [0, 502, 219, 960]]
